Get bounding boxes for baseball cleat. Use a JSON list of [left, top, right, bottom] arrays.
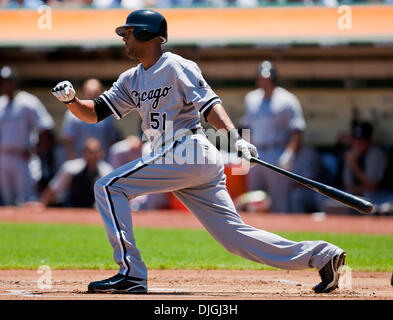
[[87, 274, 147, 294], [313, 251, 346, 294]]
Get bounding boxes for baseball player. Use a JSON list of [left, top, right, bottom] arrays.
[[0, 65, 54, 205], [242, 61, 306, 213], [51, 9, 346, 294]]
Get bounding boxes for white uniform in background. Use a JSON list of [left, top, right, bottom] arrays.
[[0, 90, 54, 205], [61, 109, 118, 159], [242, 86, 306, 212]]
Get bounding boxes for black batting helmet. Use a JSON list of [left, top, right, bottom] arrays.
[[257, 61, 277, 83], [116, 9, 168, 44]]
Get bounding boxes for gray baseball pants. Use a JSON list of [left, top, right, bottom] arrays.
[[94, 133, 343, 280]]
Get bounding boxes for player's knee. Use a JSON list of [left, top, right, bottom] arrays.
[[94, 177, 107, 195], [95, 177, 132, 199]]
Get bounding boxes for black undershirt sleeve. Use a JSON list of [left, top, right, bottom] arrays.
[[94, 97, 113, 122]]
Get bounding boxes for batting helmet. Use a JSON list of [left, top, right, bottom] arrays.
[[257, 61, 277, 83], [115, 10, 168, 44]]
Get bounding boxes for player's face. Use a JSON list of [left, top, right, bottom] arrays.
[[122, 28, 142, 59], [83, 80, 101, 100], [257, 77, 274, 91], [352, 137, 370, 153], [84, 144, 102, 166]]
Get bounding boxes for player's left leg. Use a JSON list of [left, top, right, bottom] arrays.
[[89, 136, 224, 293], [174, 184, 343, 270], [173, 163, 346, 293]]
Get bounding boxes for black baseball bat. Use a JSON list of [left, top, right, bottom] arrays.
[[250, 157, 374, 214]]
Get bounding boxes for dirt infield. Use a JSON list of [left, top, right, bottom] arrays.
[[0, 269, 392, 300], [0, 207, 392, 300]]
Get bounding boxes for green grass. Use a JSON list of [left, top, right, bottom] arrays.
[[0, 222, 391, 271]]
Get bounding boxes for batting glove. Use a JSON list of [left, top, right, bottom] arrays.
[[235, 138, 259, 166], [51, 81, 76, 104]]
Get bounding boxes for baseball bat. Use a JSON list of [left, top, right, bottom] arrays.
[[250, 157, 374, 214]]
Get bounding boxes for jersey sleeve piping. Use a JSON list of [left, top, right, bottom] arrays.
[[101, 93, 123, 120], [201, 100, 220, 122], [199, 96, 221, 116]]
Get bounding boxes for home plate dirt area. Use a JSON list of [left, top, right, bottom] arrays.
[[0, 207, 392, 300], [0, 269, 392, 300]]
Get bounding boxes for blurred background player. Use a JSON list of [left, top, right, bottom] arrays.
[[61, 78, 119, 161], [342, 121, 393, 208], [39, 138, 112, 208], [108, 134, 144, 169], [241, 61, 306, 213], [0, 65, 54, 206], [288, 142, 330, 213], [34, 128, 63, 196]]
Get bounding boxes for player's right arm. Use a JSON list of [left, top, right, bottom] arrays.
[[206, 103, 258, 162], [66, 98, 97, 124], [52, 76, 134, 124], [51, 81, 98, 123]]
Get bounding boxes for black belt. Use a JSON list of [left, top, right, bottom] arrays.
[[160, 128, 205, 148]]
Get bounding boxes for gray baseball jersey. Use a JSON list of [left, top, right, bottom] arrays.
[[99, 52, 221, 149], [93, 51, 343, 280]]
